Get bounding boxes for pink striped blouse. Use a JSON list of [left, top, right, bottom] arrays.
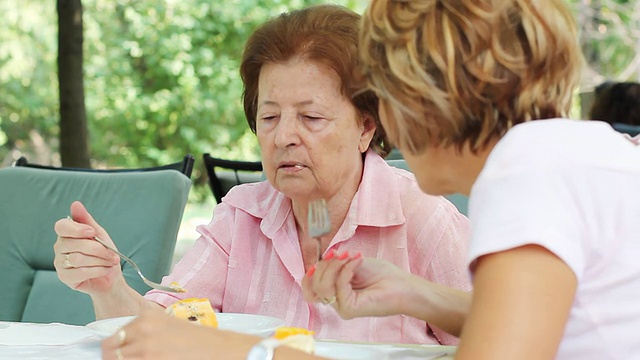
[[145, 151, 471, 345]]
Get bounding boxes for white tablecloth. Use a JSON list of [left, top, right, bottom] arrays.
[[0, 321, 455, 359], [0, 322, 102, 359]]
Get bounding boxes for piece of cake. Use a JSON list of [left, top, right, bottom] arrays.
[[169, 281, 187, 293], [165, 298, 218, 328], [273, 327, 315, 354]]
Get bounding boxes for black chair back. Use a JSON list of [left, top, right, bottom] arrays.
[[15, 154, 195, 178], [202, 153, 263, 203]]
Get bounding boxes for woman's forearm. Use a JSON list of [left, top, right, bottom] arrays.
[[399, 274, 471, 336]]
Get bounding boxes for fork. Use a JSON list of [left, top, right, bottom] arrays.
[[66, 216, 186, 293], [308, 199, 331, 261]]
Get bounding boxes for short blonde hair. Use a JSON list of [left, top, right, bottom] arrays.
[[360, 0, 584, 153]]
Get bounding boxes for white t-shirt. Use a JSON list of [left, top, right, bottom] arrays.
[[468, 119, 640, 359]]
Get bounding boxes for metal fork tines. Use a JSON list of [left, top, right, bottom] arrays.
[[92, 235, 186, 293], [308, 199, 331, 261]]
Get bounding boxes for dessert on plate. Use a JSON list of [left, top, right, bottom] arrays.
[[274, 326, 316, 354], [169, 281, 187, 293], [165, 298, 218, 328]]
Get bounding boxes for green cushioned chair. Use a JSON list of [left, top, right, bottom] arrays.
[[0, 157, 193, 325], [386, 159, 469, 216]]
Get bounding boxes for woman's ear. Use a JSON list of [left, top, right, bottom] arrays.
[[358, 114, 377, 153]]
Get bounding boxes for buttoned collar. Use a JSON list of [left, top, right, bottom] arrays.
[[223, 150, 406, 240]]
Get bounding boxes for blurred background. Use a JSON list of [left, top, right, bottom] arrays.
[[1, 0, 639, 253], [0, 0, 365, 198]]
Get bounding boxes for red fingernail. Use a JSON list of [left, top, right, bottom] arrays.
[[338, 251, 349, 260], [306, 265, 316, 277], [352, 252, 362, 259], [323, 250, 336, 260]]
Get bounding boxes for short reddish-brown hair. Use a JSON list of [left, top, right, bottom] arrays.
[[240, 4, 391, 156]]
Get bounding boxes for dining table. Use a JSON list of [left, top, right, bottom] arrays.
[[0, 320, 456, 359]]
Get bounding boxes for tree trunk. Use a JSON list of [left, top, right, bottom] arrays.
[[57, 0, 90, 168]]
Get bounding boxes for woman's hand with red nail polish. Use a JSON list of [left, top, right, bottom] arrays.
[[305, 264, 316, 277], [301, 249, 356, 305], [303, 256, 419, 320], [323, 249, 336, 260]]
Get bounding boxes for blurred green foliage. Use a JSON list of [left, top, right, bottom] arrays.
[[0, 0, 362, 200], [0, 0, 637, 202], [572, 0, 640, 82]]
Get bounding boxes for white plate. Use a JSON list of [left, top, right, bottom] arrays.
[[217, 313, 286, 337], [85, 316, 136, 337], [86, 313, 285, 338], [314, 342, 390, 360]]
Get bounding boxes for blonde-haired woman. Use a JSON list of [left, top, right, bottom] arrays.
[[305, 0, 640, 359]]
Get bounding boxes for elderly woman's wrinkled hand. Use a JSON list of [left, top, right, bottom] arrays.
[[53, 200, 121, 295], [301, 252, 412, 319]]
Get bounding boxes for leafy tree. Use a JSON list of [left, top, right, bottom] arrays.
[[1, 0, 637, 199], [572, 0, 640, 84], [0, 0, 58, 167]]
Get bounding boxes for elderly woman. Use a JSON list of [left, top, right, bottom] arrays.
[[54, 4, 470, 354], [304, 0, 640, 359]]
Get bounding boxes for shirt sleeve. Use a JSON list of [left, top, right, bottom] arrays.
[[468, 164, 586, 280], [144, 203, 236, 311], [409, 196, 472, 345], [431, 201, 472, 345]]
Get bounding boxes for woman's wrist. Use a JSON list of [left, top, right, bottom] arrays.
[[91, 278, 149, 319], [400, 274, 470, 336], [396, 273, 432, 318]]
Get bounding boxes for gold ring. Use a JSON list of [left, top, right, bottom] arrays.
[[115, 348, 124, 360], [322, 296, 337, 305], [63, 254, 73, 269], [117, 328, 127, 345]]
